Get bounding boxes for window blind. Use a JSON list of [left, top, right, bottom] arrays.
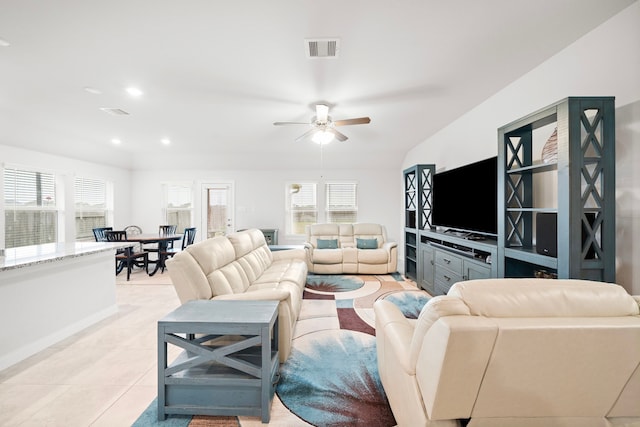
[[164, 184, 193, 233], [289, 182, 317, 234], [326, 182, 358, 223], [4, 168, 58, 248], [75, 177, 107, 241]]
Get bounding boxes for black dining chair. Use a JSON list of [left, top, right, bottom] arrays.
[[105, 230, 149, 281], [160, 227, 196, 272], [145, 225, 178, 253], [93, 227, 113, 242], [159, 224, 178, 250], [124, 225, 144, 252]]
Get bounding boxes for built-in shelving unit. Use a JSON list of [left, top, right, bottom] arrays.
[[497, 97, 616, 282], [403, 164, 435, 282]]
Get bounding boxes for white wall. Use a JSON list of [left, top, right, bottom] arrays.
[[402, 3, 640, 294], [130, 168, 401, 246], [0, 144, 133, 242]]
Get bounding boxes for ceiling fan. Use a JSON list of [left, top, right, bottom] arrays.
[[273, 104, 371, 144]]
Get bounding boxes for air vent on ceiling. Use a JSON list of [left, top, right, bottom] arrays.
[[99, 107, 129, 116], [305, 38, 340, 58]]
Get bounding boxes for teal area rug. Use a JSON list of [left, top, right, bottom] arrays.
[[132, 400, 190, 427], [382, 290, 431, 319], [305, 274, 365, 292], [277, 330, 394, 426], [134, 273, 422, 426]]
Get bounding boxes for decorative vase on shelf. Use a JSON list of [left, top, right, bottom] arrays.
[[541, 127, 558, 163]]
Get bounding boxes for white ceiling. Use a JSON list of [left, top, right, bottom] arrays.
[[0, 0, 635, 171]]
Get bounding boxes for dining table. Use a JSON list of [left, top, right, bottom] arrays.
[[121, 233, 183, 276]]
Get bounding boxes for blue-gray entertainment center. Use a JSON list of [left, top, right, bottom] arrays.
[[405, 96, 616, 295]]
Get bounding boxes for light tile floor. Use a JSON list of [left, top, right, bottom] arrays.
[[0, 271, 182, 427]]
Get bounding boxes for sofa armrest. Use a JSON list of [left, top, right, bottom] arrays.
[[382, 241, 397, 251], [374, 300, 414, 374], [213, 288, 291, 302], [272, 248, 306, 261]]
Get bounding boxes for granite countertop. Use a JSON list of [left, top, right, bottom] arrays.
[[0, 242, 129, 272]]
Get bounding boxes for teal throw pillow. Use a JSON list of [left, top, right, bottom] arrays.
[[357, 238, 378, 249], [317, 238, 338, 249]]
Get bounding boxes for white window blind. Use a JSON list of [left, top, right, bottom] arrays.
[[288, 182, 317, 234], [4, 168, 58, 248], [164, 184, 193, 233], [75, 177, 108, 241], [326, 182, 358, 223]]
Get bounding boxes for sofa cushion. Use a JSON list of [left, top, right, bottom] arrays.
[[208, 260, 251, 295], [186, 235, 236, 275], [353, 223, 386, 246], [357, 237, 378, 249], [357, 248, 388, 264], [312, 248, 343, 264], [449, 279, 640, 317], [307, 223, 355, 248], [228, 229, 273, 282], [317, 238, 339, 249]]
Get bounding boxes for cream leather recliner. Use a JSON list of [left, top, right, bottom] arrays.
[[166, 228, 307, 362], [375, 278, 640, 427], [304, 223, 398, 274]]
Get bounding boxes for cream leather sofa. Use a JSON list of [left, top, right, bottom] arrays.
[[374, 278, 640, 427], [166, 228, 307, 362], [304, 223, 397, 274]]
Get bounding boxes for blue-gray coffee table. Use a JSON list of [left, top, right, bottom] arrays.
[[157, 299, 279, 423]]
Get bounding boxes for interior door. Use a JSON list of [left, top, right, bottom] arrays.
[[201, 183, 234, 238]]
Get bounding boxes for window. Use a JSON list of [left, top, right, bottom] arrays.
[[75, 177, 108, 241], [286, 181, 358, 235], [326, 182, 358, 223], [163, 184, 193, 233], [4, 167, 58, 248], [286, 182, 317, 235]]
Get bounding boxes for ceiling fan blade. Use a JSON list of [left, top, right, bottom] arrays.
[[294, 128, 317, 143], [333, 117, 371, 126], [316, 104, 329, 123], [273, 121, 310, 126], [329, 128, 348, 142]]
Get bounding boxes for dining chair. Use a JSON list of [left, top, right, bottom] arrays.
[[105, 230, 149, 281], [159, 225, 178, 250], [160, 227, 197, 272], [92, 227, 113, 242], [124, 225, 144, 252], [159, 225, 177, 235], [124, 225, 142, 235]]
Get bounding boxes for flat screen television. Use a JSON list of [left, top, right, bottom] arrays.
[[432, 156, 498, 238]]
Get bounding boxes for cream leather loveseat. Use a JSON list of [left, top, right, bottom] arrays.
[[375, 279, 640, 427], [304, 223, 397, 274], [166, 228, 307, 362]]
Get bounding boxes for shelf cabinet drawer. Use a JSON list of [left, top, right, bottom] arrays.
[[434, 269, 462, 289], [434, 250, 463, 275]]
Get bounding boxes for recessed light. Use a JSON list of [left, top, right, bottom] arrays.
[[83, 86, 102, 95], [0, 38, 10, 47], [161, 138, 171, 145], [126, 87, 143, 97], [111, 138, 122, 145]]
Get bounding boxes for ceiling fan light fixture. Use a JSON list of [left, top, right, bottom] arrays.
[[312, 130, 334, 145], [316, 104, 329, 123]]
